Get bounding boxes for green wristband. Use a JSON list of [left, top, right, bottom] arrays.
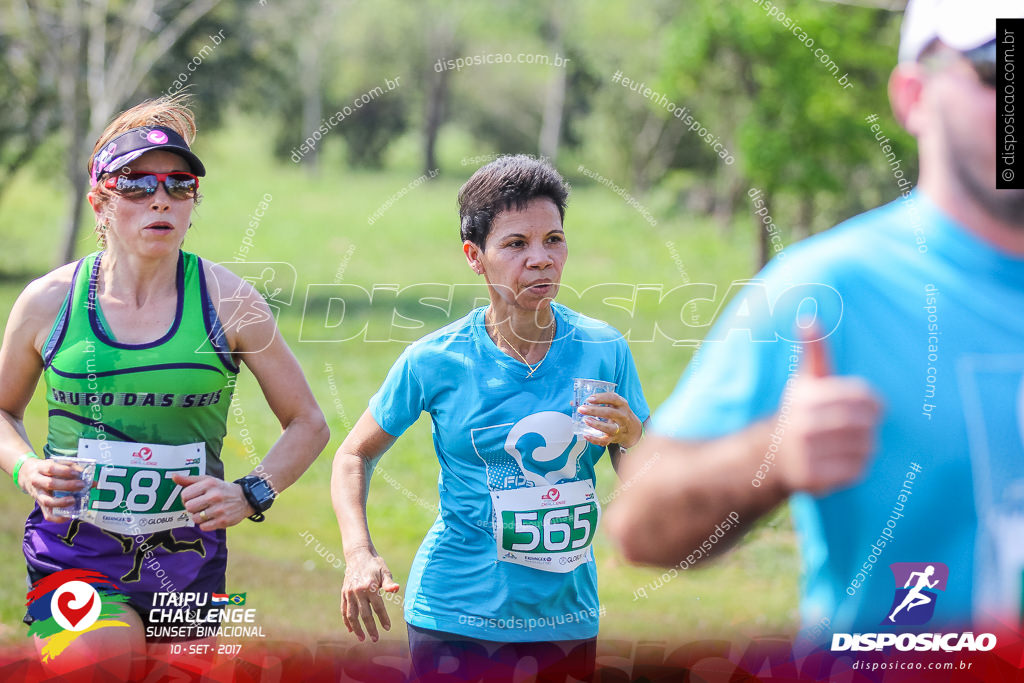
[[13, 452, 40, 493]]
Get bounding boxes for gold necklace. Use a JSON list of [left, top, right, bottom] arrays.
[[490, 316, 554, 378]]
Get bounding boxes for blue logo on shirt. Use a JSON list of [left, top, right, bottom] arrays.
[[504, 412, 587, 486], [472, 411, 589, 490]]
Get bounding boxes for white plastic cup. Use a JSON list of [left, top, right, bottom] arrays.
[[572, 378, 617, 438], [50, 456, 96, 519]]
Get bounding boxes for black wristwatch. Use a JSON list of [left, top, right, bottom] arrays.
[[234, 475, 276, 522]]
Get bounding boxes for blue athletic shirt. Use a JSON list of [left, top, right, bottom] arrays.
[[651, 190, 1024, 634], [370, 302, 649, 641]]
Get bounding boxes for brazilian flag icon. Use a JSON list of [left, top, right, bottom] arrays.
[[229, 593, 246, 605]]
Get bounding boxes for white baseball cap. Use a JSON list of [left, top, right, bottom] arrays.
[[899, 0, 1023, 63]]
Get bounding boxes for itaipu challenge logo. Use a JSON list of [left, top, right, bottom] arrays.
[[883, 562, 949, 626], [25, 569, 131, 661]]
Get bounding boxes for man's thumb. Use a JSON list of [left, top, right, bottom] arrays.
[[800, 322, 832, 378]]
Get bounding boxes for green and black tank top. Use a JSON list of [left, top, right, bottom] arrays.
[[41, 250, 239, 479]]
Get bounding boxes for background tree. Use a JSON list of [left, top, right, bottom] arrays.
[[660, 0, 911, 264], [0, 13, 60, 204], [0, 0, 915, 269], [5, 0, 224, 267]]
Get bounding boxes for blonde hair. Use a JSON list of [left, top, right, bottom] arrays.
[[89, 94, 200, 247]]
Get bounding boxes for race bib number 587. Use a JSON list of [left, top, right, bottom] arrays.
[[78, 439, 205, 535]]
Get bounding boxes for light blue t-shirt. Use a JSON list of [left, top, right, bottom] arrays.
[[652, 191, 1024, 634], [370, 302, 650, 641]]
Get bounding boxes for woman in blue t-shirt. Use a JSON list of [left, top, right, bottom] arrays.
[[331, 155, 649, 679]]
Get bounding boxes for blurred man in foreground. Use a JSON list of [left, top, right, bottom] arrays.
[[607, 0, 1024, 635]]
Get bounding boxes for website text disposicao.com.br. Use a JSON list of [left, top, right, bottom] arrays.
[[434, 52, 570, 73], [851, 659, 975, 672]]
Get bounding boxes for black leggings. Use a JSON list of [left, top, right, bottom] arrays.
[[406, 623, 596, 682]]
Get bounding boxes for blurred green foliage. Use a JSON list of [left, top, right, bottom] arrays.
[[2, 0, 916, 261]]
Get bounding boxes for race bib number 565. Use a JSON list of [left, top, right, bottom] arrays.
[[78, 439, 205, 535], [491, 480, 599, 573]]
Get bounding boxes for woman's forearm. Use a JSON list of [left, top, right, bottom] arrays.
[[330, 409, 398, 558], [332, 450, 381, 557], [0, 408, 35, 476], [249, 411, 330, 493]]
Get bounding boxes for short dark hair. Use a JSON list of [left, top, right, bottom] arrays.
[[458, 155, 570, 248]]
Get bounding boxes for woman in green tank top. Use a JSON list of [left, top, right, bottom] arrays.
[[0, 95, 329, 677]]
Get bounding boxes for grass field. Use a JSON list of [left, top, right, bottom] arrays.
[[0, 117, 800, 649]]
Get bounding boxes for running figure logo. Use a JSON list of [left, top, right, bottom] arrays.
[[884, 562, 949, 626]]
